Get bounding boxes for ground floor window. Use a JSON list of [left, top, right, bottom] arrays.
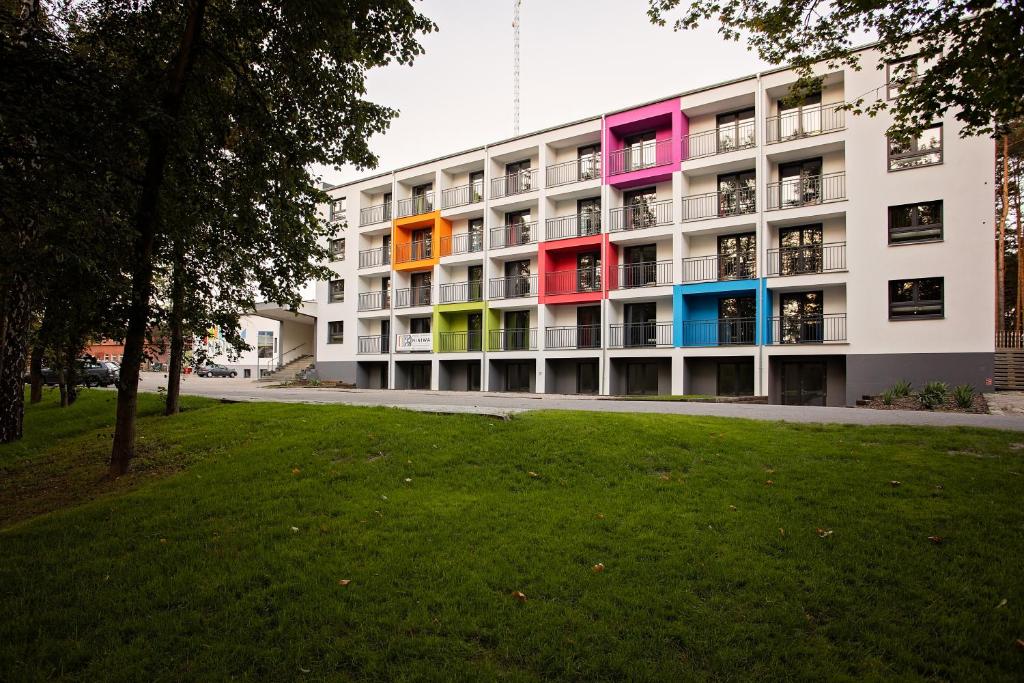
[[576, 361, 598, 394], [717, 361, 754, 396], [505, 362, 532, 392], [781, 361, 826, 406], [626, 362, 659, 395]]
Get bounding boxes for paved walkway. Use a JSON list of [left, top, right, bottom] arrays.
[[135, 374, 1024, 431]]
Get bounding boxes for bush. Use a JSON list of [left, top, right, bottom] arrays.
[[890, 379, 913, 398], [918, 381, 949, 410], [880, 389, 896, 405], [952, 384, 976, 409]]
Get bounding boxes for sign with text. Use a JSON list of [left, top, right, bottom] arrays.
[[396, 333, 432, 352]]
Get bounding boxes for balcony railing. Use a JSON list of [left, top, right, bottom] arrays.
[[766, 102, 846, 144], [489, 274, 538, 299], [545, 156, 601, 187], [357, 290, 390, 312], [679, 318, 757, 346], [359, 203, 391, 226], [441, 181, 484, 209], [608, 199, 673, 232], [769, 313, 847, 344], [357, 334, 390, 354], [545, 268, 602, 296], [681, 253, 756, 282], [440, 232, 484, 256], [358, 246, 391, 269], [607, 322, 674, 348], [491, 169, 538, 199], [610, 261, 673, 290], [766, 242, 847, 277], [437, 330, 483, 353], [607, 138, 674, 176], [489, 222, 537, 249], [545, 325, 602, 350], [766, 172, 846, 210], [439, 280, 484, 304], [489, 328, 537, 351], [545, 213, 602, 240], [396, 193, 434, 218], [393, 286, 432, 308], [682, 187, 756, 222], [682, 122, 756, 160], [394, 240, 433, 263]]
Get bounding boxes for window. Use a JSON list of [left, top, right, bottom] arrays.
[[328, 321, 344, 344], [888, 201, 943, 244], [329, 197, 346, 222], [329, 278, 345, 303], [257, 331, 274, 358], [886, 55, 921, 100], [329, 237, 346, 261], [889, 277, 944, 319], [888, 124, 942, 171]]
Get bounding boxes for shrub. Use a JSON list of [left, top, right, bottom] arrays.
[[918, 381, 949, 410], [890, 379, 913, 398], [880, 389, 896, 405], [952, 384, 975, 409]]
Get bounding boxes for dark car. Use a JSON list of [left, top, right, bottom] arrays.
[[196, 363, 237, 378], [31, 359, 118, 387]]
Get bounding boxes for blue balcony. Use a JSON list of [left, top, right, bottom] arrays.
[[673, 279, 769, 347]]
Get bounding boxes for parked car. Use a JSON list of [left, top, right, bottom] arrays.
[[100, 361, 120, 382], [27, 358, 118, 387], [196, 363, 237, 378]]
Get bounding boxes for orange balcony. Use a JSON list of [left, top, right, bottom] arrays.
[[392, 210, 451, 272]]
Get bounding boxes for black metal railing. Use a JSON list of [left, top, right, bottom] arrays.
[[439, 280, 484, 304], [608, 199, 673, 232], [766, 102, 846, 144], [357, 290, 390, 312], [489, 274, 538, 299], [394, 240, 433, 263], [489, 222, 537, 249], [441, 181, 484, 209], [545, 325, 602, 350], [769, 313, 847, 343], [359, 203, 391, 226], [766, 172, 846, 210], [545, 156, 601, 187], [437, 330, 483, 353], [766, 242, 846, 276], [607, 322, 674, 348], [357, 334, 390, 354], [681, 187, 756, 222], [545, 213, 602, 240], [358, 246, 391, 269], [488, 328, 538, 351], [396, 193, 434, 218], [680, 253, 756, 282], [439, 232, 484, 256], [682, 122, 756, 160], [679, 318, 757, 346], [393, 286, 432, 308], [607, 138, 674, 176], [609, 261, 673, 290], [491, 169, 539, 199], [545, 268, 602, 296]]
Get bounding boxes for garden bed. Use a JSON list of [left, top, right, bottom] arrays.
[[860, 393, 989, 413]]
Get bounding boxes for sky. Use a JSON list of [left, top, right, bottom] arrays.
[[319, 0, 773, 187]]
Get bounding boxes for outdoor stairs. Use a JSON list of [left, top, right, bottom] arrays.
[[257, 354, 313, 383]]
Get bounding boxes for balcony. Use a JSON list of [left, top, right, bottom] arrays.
[[765, 102, 845, 145], [545, 325, 602, 350], [545, 213, 601, 241], [766, 242, 846, 277], [608, 322, 674, 348], [393, 286, 431, 308], [441, 181, 483, 209], [489, 328, 537, 351], [682, 122, 756, 160], [396, 193, 434, 218], [610, 261, 673, 290], [679, 318, 757, 346], [357, 334, 390, 354], [681, 253, 756, 282], [681, 188, 756, 222], [394, 240, 433, 264], [545, 268, 602, 296], [766, 172, 846, 210], [359, 203, 391, 226], [440, 232, 484, 257], [607, 139, 674, 176], [545, 156, 601, 187], [489, 274, 538, 299], [437, 330, 482, 353], [357, 290, 390, 312], [491, 169, 539, 199], [439, 280, 483, 304], [358, 246, 391, 269], [608, 199, 673, 232], [769, 313, 847, 343], [489, 222, 538, 249]]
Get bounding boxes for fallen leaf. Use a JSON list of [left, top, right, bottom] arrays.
[[889, 480, 901, 487], [659, 473, 671, 481], [996, 598, 1008, 609], [381, 495, 388, 501], [765, 480, 774, 486], [928, 535, 943, 544], [159, 538, 167, 544], [816, 528, 833, 538], [292, 468, 301, 475], [595, 513, 605, 520], [404, 478, 412, 483], [511, 590, 527, 603], [528, 471, 539, 478], [338, 579, 351, 587], [592, 563, 605, 573], [765, 468, 776, 474], [779, 528, 785, 536], [290, 526, 299, 533], [1015, 639, 1024, 651], [728, 505, 737, 511]]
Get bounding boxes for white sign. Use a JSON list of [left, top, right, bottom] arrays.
[[396, 333, 432, 352]]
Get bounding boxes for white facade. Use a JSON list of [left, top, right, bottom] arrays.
[[197, 314, 281, 378]]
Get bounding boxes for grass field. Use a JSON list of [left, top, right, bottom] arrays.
[[2, 390, 1023, 680]]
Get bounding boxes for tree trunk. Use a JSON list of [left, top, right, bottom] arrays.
[[1016, 162, 1023, 335], [164, 243, 186, 416], [0, 270, 32, 443], [109, 0, 208, 477], [998, 134, 1009, 336], [64, 346, 77, 406], [29, 343, 43, 403]]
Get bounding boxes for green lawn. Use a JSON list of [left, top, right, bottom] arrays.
[[2, 391, 1023, 681]]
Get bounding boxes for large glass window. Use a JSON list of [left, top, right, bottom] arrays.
[[327, 321, 344, 344], [329, 237, 345, 261], [329, 197, 346, 222], [888, 201, 943, 244], [889, 277, 944, 319], [329, 279, 345, 303], [886, 55, 920, 100], [716, 108, 755, 152], [888, 124, 943, 171]]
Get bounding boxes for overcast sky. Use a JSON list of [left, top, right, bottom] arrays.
[[319, 0, 773, 187]]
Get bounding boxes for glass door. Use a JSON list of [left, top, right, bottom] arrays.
[[576, 305, 601, 349], [781, 361, 826, 405], [577, 197, 601, 236], [576, 361, 599, 394], [506, 362, 532, 392], [626, 362, 659, 395], [779, 89, 823, 139], [717, 170, 756, 216], [624, 131, 655, 171], [778, 158, 823, 208], [468, 218, 483, 252], [576, 251, 601, 293], [577, 144, 600, 181], [505, 259, 531, 297], [505, 159, 531, 194], [411, 271, 431, 306], [467, 313, 482, 352], [383, 192, 392, 221], [468, 265, 483, 301], [623, 187, 657, 229], [779, 291, 824, 343], [716, 108, 755, 152], [624, 244, 657, 288], [504, 310, 529, 350], [624, 302, 657, 347], [467, 362, 481, 391], [505, 209, 531, 245], [469, 171, 484, 203], [716, 361, 754, 396], [778, 224, 823, 275], [717, 233, 756, 280], [381, 320, 390, 353], [718, 296, 756, 344]]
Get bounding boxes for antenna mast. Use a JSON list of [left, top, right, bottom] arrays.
[[513, 0, 521, 135]]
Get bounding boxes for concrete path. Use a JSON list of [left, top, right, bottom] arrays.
[[135, 374, 1024, 432]]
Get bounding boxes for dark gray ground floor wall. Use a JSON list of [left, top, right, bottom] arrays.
[[316, 360, 358, 385], [845, 352, 994, 405]]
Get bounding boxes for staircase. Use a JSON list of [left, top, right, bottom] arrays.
[[258, 354, 313, 382]]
